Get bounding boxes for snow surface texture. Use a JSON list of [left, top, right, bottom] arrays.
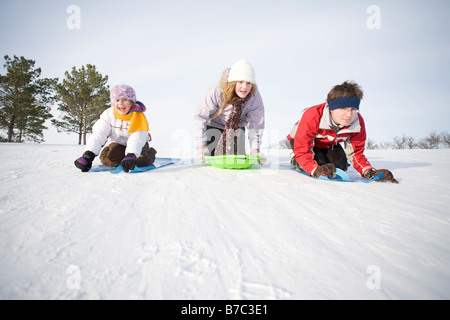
[[0, 143, 449, 300]]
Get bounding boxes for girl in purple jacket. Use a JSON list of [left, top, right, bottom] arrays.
[[193, 60, 265, 163]]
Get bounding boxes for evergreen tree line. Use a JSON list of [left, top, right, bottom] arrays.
[[0, 55, 109, 144]]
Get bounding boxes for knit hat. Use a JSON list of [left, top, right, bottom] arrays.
[[227, 60, 256, 84], [110, 84, 136, 106], [328, 96, 361, 111]]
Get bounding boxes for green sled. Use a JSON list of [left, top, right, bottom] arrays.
[[204, 155, 261, 170]]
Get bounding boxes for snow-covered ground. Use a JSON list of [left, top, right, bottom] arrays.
[[0, 143, 449, 300]]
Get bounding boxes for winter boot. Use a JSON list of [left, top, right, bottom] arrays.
[[136, 143, 157, 167]]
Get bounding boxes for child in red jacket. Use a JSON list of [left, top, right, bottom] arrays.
[[287, 81, 398, 183]]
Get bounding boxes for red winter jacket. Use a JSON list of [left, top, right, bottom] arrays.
[[287, 103, 372, 177]]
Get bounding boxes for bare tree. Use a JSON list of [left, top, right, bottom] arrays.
[[392, 134, 415, 149], [441, 131, 450, 148], [379, 141, 392, 149], [392, 135, 406, 149], [417, 132, 441, 149], [366, 138, 378, 150], [404, 136, 416, 149], [274, 138, 291, 149], [358, 132, 449, 150]]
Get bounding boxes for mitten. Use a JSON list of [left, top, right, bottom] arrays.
[[364, 168, 398, 184], [312, 163, 336, 178], [74, 151, 95, 172], [121, 153, 137, 172], [251, 150, 267, 165]]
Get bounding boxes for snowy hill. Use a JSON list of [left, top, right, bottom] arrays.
[[0, 143, 449, 300]]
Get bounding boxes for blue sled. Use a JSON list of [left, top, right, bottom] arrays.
[[317, 168, 351, 182], [297, 167, 384, 183], [90, 157, 181, 174], [295, 167, 350, 181]]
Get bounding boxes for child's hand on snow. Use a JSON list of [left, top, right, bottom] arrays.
[[364, 169, 398, 184], [121, 153, 137, 172], [74, 151, 95, 172], [312, 163, 336, 178]]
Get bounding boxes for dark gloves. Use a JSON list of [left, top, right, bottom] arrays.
[[74, 151, 96, 172], [121, 153, 137, 172], [312, 163, 336, 179], [364, 168, 398, 184]]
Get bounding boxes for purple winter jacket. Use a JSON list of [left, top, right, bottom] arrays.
[[193, 83, 265, 151]]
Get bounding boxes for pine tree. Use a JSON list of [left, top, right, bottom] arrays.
[[0, 55, 56, 143], [52, 64, 109, 145]]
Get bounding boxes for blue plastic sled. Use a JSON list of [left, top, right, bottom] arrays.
[[90, 157, 181, 174], [295, 167, 384, 182], [296, 168, 351, 182]]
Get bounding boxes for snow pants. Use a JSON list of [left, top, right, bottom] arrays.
[[99, 142, 157, 167], [290, 140, 349, 172]]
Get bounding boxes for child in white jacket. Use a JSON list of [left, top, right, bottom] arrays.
[[74, 84, 156, 172]]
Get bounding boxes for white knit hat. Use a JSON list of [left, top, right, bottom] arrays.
[[227, 60, 256, 84]]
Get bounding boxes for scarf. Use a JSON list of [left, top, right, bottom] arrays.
[[214, 95, 250, 156], [113, 108, 149, 134]]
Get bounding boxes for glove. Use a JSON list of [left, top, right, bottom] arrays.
[[250, 150, 267, 165], [121, 153, 137, 173], [364, 168, 398, 184], [74, 151, 95, 172], [312, 163, 336, 179], [196, 146, 206, 163]]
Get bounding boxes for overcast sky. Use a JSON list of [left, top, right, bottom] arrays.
[[1, 0, 449, 147]]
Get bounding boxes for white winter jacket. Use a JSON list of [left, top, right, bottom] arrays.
[[85, 107, 150, 156]]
